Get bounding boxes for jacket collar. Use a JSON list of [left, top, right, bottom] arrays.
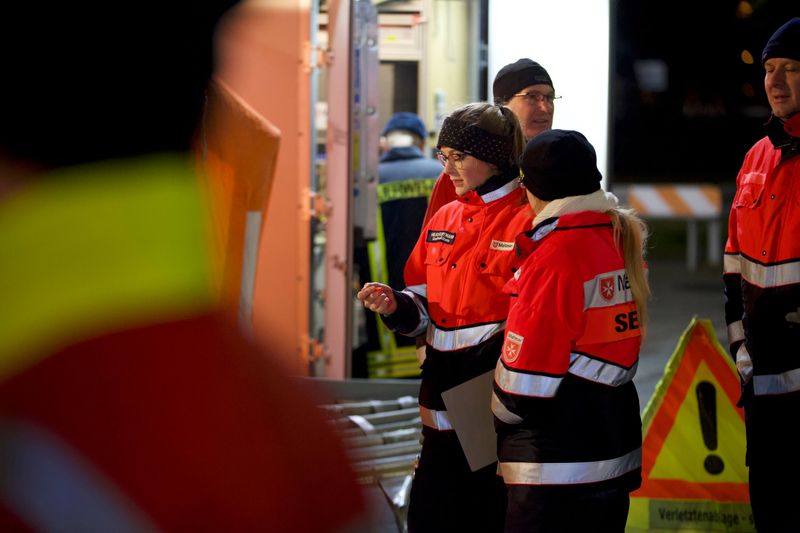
[[515, 210, 612, 258], [766, 112, 800, 160], [458, 170, 521, 206]]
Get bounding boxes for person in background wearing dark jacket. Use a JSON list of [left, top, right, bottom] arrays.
[[422, 58, 558, 225], [355, 112, 442, 376], [494, 130, 649, 533], [723, 17, 800, 533], [358, 102, 531, 532], [377, 112, 443, 292], [0, 4, 365, 531]]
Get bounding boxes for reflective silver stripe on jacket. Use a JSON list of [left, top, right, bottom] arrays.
[[754, 367, 800, 396], [499, 447, 642, 486], [724, 254, 741, 274], [419, 405, 454, 430], [727, 320, 745, 345], [568, 352, 637, 386], [427, 321, 505, 352], [494, 360, 562, 398], [400, 287, 429, 337], [583, 269, 633, 309], [405, 284, 427, 299], [735, 343, 753, 384], [491, 391, 523, 424], [0, 420, 158, 532], [737, 255, 800, 288]]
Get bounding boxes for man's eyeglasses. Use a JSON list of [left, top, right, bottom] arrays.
[[436, 151, 469, 170], [513, 91, 561, 105]]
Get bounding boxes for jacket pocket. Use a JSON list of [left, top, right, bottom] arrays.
[[733, 172, 766, 209], [424, 244, 452, 302], [477, 247, 516, 278]]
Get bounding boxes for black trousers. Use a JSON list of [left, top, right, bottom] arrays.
[[504, 485, 630, 533], [406, 429, 507, 533], [743, 387, 800, 533]]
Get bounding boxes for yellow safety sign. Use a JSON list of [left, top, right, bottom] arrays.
[[626, 318, 754, 532]]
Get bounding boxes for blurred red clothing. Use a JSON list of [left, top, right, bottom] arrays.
[[0, 157, 364, 532]]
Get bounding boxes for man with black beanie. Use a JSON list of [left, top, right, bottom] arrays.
[[723, 16, 800, 532], [492, 58, 557, 141], [423, 58, 558, 224]]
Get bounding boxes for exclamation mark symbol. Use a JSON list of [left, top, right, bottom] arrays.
[[696, 381, 724, 475]]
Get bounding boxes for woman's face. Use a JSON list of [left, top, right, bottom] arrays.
[[437, 147, 497, 196]]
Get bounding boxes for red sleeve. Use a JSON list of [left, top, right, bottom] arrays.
[[422, 171, 457, 226], [504, 262, 585, 376], [0, 314, 366, 532]]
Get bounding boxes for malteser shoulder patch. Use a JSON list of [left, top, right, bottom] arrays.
[[426, 230, 456, 244], [502, 331, 524, 364]]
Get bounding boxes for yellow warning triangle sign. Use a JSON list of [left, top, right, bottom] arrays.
[[626, 318, 755, 532]]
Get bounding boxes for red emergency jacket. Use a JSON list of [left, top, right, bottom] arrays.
[[400, 180, 531, 345], [492, 211, 642, 494], [723, 113, 800, 396], [383, 176, 532, 430]]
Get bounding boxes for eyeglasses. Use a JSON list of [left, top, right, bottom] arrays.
[[513, 91, 561, 105], [436, 150, 469, 170]]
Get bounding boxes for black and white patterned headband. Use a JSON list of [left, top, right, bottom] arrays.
[[436, 116, 514, 170]]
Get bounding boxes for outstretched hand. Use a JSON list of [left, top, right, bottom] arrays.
[[357, 282, 398, 316]]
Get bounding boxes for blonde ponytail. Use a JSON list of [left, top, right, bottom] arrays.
[[608, 208, 651, 336]]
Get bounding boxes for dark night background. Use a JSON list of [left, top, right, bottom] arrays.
[[611, 0, 798, 184]]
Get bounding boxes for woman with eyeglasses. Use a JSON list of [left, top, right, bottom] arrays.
[[494, 130, 649, 532], [357, 102, 531, 533], [421, 58, 558, 228]]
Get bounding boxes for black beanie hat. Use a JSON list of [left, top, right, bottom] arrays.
[[762, 17, 800, 64], [519, 129, 602, 201], [492, 58, 554, 103]]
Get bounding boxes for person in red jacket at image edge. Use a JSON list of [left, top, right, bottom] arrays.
[[493, 130, 650, 532], [422, 58, 558, 226], [723, 17, 800, 533], [0, 3, 364, 532], [358, 102, 530, 532]]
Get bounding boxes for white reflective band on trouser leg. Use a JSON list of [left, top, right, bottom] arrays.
[[0, 420, 159, 532], [500, 447, 642, 485], [419, 405, 453, 430], [754, 367, 800, 396]]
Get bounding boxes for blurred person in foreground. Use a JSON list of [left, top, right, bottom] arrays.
[[493, 130, 649, 532], [0, 4, 364, 531], [723, 17, 800, 533], [422, 58, 558, 225], [358, 102, 530, 532]]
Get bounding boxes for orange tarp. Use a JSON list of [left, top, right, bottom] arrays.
[[196, 78, 280, 314]]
